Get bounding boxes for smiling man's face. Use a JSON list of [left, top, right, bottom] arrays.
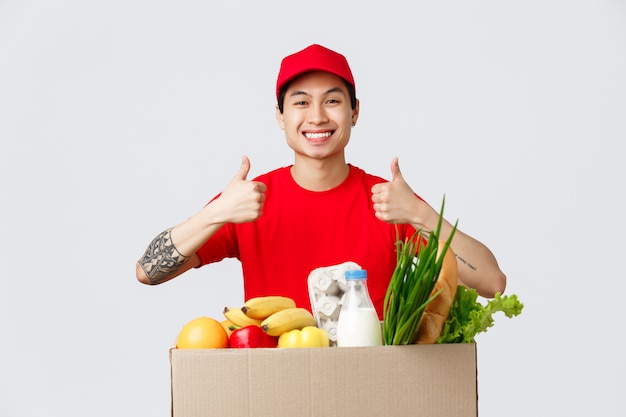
[[276, 71, 359, 162]]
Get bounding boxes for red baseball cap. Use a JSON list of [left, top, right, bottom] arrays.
[[275, 44, 355, 99]]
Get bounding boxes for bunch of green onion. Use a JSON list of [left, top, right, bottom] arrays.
[[382, 198, 457, 345]]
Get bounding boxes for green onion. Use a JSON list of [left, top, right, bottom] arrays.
[[382, 196, 458, 345]]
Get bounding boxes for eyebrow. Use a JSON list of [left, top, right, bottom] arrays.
[[288, 86, 346, 98]]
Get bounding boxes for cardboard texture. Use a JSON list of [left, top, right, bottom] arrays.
[[170, 343, 477, 417]]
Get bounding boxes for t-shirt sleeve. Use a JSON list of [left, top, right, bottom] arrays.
[[195, 223, 239, 267]]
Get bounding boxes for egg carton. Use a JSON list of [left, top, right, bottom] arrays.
[[307, 261, 361, 346]]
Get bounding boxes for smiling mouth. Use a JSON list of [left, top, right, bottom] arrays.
[[304, 131, 333, 141]]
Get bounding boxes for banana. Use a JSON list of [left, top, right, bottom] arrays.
[[261, 308, 317, 337], [223, 306, 263, 328], [241, 296, 297, 320]]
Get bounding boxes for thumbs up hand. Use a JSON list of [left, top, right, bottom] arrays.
[[371, 157, 423, 225], [213, 156, 267, 224]]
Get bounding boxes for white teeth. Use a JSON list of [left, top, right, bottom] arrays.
[[305, 132, 331, 139]]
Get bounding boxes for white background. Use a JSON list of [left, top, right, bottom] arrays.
[[1, 1, 624, 416]]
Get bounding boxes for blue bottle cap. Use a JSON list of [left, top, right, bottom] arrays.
[[345, 269, 367, 280]]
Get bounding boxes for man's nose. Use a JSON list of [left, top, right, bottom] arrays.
[[308, 103, 329, 124]]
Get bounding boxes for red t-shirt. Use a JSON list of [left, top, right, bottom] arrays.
[[196, 164, 419, 318]]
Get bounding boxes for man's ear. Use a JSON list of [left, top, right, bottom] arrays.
[[275, 105, 285, 130], [351, 99, 360, 127]]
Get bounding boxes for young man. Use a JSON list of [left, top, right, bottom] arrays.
[[135, 44, 506, 317]]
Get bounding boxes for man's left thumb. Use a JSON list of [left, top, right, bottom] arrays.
[[390, 157, 402, 181]]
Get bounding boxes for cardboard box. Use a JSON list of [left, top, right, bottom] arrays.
[[170, 343, 477, 417]]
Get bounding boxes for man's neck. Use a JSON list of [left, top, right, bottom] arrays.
[[290, 155, 350, 191]]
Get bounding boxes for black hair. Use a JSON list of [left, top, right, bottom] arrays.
[[277, 78, 357, 113]]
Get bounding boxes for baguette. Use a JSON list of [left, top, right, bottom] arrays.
[[413, 242, 458, 344]]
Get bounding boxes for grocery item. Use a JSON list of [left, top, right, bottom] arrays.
[[382, 197, 458, 345], [241, 296, 297, 319], [260, 307, 316, 337], [336, 270, 383, 347], [176, 316, 229, 349], [413, 242, 458, 343], [277, 326, 330, 348], [437, 287, 524, 343], [229, 325, 278, 348], [223, 306, 263, 327], [220, 319, 235, 337], [307, 261, 361, 346]]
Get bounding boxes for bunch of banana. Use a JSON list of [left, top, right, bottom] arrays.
[[224, 296, 298, 328], [261, 308, 317, 337], [223, 306, 263, 328], [241, 296, 297, 319], [226, 296, 317, 337]]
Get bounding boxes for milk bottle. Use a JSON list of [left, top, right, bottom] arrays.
[[336, 269, 383, 347]]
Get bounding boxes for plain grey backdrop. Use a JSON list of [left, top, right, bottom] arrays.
[[1, 1, 624, 416]]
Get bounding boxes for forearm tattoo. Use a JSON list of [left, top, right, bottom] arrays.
[[456, 254, 477, 271], [139, 228, 190, 284]]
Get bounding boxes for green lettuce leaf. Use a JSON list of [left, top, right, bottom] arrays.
[[436, 286, 524, 344]]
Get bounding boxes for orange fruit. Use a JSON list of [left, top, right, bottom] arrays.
[[176, 316, 229, 349]]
